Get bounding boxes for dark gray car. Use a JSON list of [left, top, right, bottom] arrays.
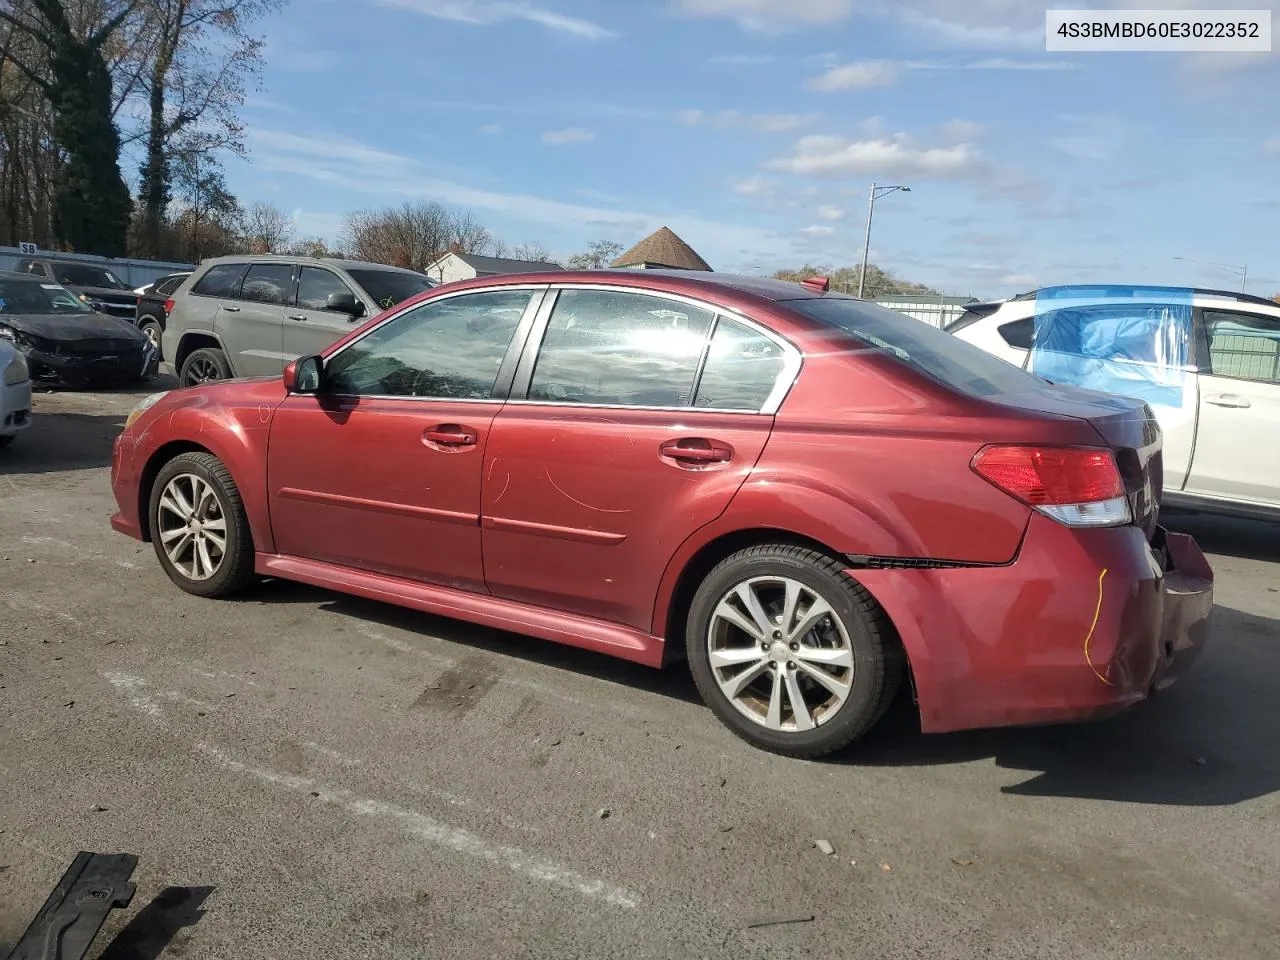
[[162, 255, 436, 386], [17, 258, 140, 322]]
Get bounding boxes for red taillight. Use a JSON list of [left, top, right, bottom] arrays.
[[164, 298, 175, 315], [972, 445, 1124, 506]]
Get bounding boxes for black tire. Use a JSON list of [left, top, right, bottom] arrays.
[[686, 544, 903, 759], [179, 346, 231, 387], [148, 451, 257, 598], [138, 316, 164, 360]]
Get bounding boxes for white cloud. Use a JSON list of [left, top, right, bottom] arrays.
[[805, 60, 899, 91], [965, 58, 1079, 71], [479, 123, 502, 135], [378, 0, 617, 39], [246, 125, 796, 264], [673, 0, 856, 30], [730, 174, 776, 197], [1264, 138, 1280, 155], [541, 127, 594, 145], [937, 119, 985, 143], [801, 224, 837, 236], [817, 204, 845, 221], [999, 272, 1038, 287], [680, 109, 820, 132], [709, 53, 776, 65], [767, 134, 982, 180]]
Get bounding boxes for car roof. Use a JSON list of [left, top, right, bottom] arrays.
[[436, 268, 836, 306], [197, 254, 427, 276], [0, 269, 47, 281]]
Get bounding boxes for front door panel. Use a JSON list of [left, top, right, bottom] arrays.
[[267, 396, 500, 589]]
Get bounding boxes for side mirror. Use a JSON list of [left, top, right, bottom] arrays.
[[284, 354, 324, 394], [326, 291, 364, 318]]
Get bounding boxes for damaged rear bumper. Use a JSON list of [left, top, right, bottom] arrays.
[[852, 515, 1214, 735]]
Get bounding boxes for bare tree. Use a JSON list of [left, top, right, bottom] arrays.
[[340, 201, 493, 273], [567, 239, 623, 269], [133, 0, 282, 257], [241, 199, 292, 252]]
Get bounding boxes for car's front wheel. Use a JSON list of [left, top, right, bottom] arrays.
[[179, 347, 231, 387], [686, 544, 903, 758], [149, 452, 256, 597]]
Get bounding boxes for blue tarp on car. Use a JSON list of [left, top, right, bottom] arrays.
[[1030, 285, 1194, 409]]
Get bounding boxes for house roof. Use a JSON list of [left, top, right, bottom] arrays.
[[611, 227, 712, 271], [452, 253, 565, 273]]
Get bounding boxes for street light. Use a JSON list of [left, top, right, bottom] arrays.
[[1173, 255, 1248, 292], [858, 182, 910, 298]]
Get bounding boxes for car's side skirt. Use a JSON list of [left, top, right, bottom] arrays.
[[255, 553, 667, 668]]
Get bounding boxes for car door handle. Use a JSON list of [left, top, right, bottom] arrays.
[[1204, 394, 1252, 409], [221, 305, 240, 313], [659, 438, 733, 466], [288, 313, 308, 322], [423, 425, 479, 447]]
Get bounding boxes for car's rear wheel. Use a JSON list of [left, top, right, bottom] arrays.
[[149, 452, 256, 597], [0, 435, 13, 448], [179, 347, 231, 387], [139, 317, 164, 360], [686, 544, 903, 758]]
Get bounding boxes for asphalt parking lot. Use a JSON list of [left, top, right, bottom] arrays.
[[2, 382, 1279, 960]]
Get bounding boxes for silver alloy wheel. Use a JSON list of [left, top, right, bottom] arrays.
[[156, 473, 228, 581], [142, 324, 160, 348], [183, 356, 220, 386], [707, 576, 854, 733]]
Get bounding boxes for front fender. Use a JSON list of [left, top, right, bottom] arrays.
[[120, 383, 282, 553]]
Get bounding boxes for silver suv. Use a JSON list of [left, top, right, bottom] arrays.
[[163, 255, 436, 386]]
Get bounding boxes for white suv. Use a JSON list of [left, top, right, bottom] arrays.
[[948, 285, 1280, 521]]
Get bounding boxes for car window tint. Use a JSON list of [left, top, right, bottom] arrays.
[[347, 269, 434, 310], [529, 289, 713, 407], [156, 275, 186, 296], [240, 264, 294, 306], [998, 317, 1034, 350], [298, 267, 353, 310], [324, 290, 532, 399], [192, 263, 247, 298], [1203, 310, 1280, 383], [694, 318, 787, 411]]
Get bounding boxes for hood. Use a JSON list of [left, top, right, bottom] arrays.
[[72, 285, 137, 302], [0, 311, 150, 343]]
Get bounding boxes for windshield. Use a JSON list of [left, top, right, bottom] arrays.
[[785, 296, 1045, 398], [54, 263, 128, 289], [347, 268, 434, 311], [0, 278, 92, 315]]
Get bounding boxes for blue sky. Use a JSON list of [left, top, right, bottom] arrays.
[[204, 0, 1279, 297]]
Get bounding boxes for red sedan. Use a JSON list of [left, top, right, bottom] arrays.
[[110, 270, 1214, 757]]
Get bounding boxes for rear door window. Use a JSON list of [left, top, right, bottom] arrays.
[[998, 317, 1034, 350], [192, 263, 248, 299], [527, 289, 714, 407]]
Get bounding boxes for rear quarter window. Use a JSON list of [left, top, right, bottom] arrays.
[[786, 296, 1044, 398], [191, 263, 248, 299]]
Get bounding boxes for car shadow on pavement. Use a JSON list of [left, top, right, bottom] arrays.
[[848, 603, 1280, 807], [245, 580, 705, 706], [1160, 511, 1280, 563], [97, 885, 214, 960], [1, 411, 125, 475]]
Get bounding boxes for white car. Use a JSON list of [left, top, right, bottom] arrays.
[[1, 339, 33, 448], [948, 285, 1280, 521]]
